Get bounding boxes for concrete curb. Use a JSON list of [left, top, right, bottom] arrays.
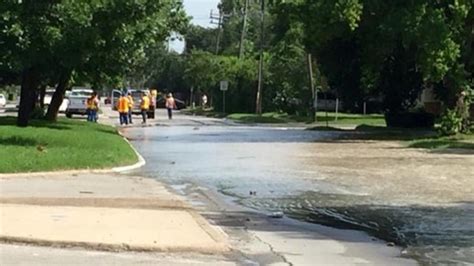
[[112, 131, 146, 173], [0, 237, 230, 255]]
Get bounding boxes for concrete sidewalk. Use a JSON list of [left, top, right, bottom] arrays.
[[0, 173, 229, 255]]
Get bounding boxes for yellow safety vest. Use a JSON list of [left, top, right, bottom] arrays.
[[140, 96, 150, 110], [87, 97, 98, 110], [127, 95, 134, 108]]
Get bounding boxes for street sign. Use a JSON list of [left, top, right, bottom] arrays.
[[220, 80, 228, 91]]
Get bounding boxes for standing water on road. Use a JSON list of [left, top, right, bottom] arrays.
[[125, 125, 474, 265]]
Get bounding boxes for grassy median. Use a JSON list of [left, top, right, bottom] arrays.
[[0, 117, 137, 173], [408, 134, 474, 150], [227, 112, 386, 126]]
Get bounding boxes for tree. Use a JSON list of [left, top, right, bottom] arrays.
[[1, 0, 188, 126], [272, 0, 473, 115], [183, 25, 220, 54]]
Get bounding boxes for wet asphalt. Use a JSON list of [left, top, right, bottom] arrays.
[[123, 115, 474, 265]]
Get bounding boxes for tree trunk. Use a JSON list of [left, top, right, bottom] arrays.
[[17, 68, 39, 127], [45, 71, 71, 121], [39, 85, 46, 109]]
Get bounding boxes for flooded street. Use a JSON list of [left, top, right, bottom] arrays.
[[125, 121, 474, 265]]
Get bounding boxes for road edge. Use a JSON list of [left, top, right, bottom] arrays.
[[112, 131, 146, 173]]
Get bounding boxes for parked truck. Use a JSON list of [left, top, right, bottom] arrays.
[[65, 88, 93, 118]]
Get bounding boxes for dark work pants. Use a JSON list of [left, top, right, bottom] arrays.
[[119, 112, 128, 125], [128, 109, 133, 124], [167, 108, 173, 120], [141, 109, 148, 123]]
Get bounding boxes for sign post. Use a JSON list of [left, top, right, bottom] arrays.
[[220, 80, 228, 113]]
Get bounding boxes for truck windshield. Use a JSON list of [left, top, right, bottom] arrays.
[[70, 91, 93, 97]]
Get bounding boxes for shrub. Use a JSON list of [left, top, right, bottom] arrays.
[[439, 109, 463, 136]]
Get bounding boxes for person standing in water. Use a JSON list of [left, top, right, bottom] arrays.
[[127, 92, 134, 124], [140, 91, 150, 124], [117, 92, 130, 125], [165, 93, 177, 120]]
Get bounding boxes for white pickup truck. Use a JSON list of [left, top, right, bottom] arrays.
[[44, 89, 69, 113], [65, 89, 93, 118]]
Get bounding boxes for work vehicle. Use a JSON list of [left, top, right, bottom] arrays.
[[111, 89, 153, 115], [0, 94, 6, 108], [44, 89, 69, 113], [65, 88, 94, 118]]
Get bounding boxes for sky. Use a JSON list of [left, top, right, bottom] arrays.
[[170, 0, 220, 53]]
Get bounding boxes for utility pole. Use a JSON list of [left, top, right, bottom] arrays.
[[255, 0, 265, 115], [239, 0, 250, 59], [210, 10, 223, 54], [307, 53, 317, 122], [211, 9, 230, 55]]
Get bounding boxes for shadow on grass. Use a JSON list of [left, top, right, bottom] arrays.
[[315, 114, 384, 122], [94, 127, 120, 135], [0, 117, 72, 130], [234, 116, 287, 124], [309, 124, 474, 153], [0, 136, 39, 146], [309, 124, 437, 141], [181, 109, 227, 118], [409, 140, 474, 150]]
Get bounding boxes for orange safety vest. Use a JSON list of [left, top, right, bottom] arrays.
[[117, 97, 129, 113], [140, 96, 150, 110]]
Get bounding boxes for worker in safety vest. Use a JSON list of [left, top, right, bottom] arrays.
[[117, 92, 130, 125], [127, 92, 134, 124], [148, 89, 157, 119], [86, 92, 99, 122], [140, 91, 150, 124], [165, 93, 177, 120]]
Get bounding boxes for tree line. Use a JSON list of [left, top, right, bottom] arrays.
[[145, 0, 472, 131], [1, 0, 472, 132]]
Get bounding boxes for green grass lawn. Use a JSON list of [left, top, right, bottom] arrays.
[[227, 112, 290, 123], [187, 109, 473, 151], [0, 117, 137, 173], [408, 134, 474, 150], [314, 112, 386, 126], [310, 124, 473, 150], [226, 112, 386, 126], [181, 107, 226, 118]]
